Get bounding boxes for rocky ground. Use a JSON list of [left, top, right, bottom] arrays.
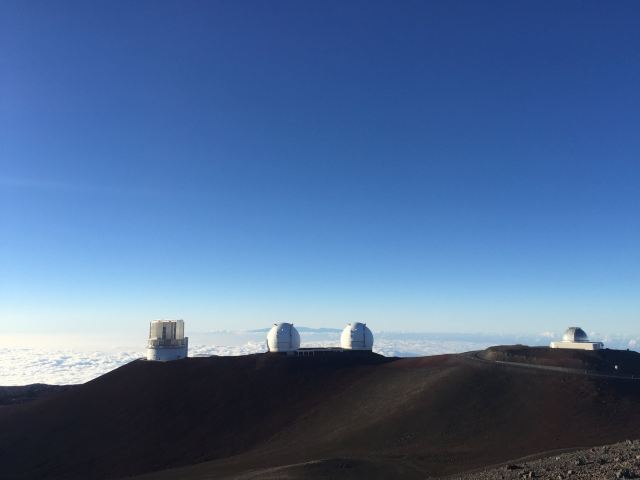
[[447, 439, 640, 479]]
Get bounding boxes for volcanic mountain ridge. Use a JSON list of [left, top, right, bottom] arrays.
[[1, 346, 640, 480]]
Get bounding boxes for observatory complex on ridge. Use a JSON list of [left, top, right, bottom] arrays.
[[146, 319, 189, 361], [143, 319, 375, 361], [266, 322, 374, 356], [141, 320, 608, 361], [550, 327, 603, 351]]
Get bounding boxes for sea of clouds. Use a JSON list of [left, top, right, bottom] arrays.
[[1, 330, 638, 386]]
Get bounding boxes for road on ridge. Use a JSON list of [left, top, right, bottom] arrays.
[[462, 350, 640, 381]]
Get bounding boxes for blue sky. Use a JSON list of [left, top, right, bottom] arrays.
[[1, 1, 639, 335]]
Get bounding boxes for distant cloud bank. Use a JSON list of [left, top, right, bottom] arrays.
[[2, 331, 638, 386]]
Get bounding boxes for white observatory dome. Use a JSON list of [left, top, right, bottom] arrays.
[[562, 327, 589, 343], [340, 322, 374, 350], [266, 323, 301, 352]]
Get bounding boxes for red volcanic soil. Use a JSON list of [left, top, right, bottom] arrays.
[[481, 345, 640, 376], [1, 348, 640, 480]]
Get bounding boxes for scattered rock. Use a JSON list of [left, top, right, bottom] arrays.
[[451, 438, 640, 479], [615, 468, 631, 479]]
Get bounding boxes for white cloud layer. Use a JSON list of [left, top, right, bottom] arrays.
[[2, 331, 638, 386]]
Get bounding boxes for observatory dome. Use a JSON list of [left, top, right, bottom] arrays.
[[562, 327, 589, 343], [266, 323, 301, 352], [340, 322, 374, 350]]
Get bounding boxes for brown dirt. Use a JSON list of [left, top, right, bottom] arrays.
[[2, 348, 640, 480], [481, 346, 640, 375], [0, 384, 75, 406]]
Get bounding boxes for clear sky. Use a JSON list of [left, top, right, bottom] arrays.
[[1, 1, 639, 336]]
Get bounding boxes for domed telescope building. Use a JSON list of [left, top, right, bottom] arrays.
[[265, 322, 376, 357], [146, 319, 189, 361], [340, 322, 374, 351], [550, 327, 603, 351], [266, 322, 301, 353]]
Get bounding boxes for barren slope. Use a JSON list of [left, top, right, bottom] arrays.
[[2, 348, 640, 480]]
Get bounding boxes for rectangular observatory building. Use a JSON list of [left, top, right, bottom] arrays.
[[146, 319, 189, 361]]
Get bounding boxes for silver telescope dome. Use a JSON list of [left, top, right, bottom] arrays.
[[340, 322, 374, 350], [266, 323, 301, 352], [562, 327, 589, 343]]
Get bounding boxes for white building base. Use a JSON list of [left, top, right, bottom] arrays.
[[146, 343, 188, 361], [550, 341, 603, 351]]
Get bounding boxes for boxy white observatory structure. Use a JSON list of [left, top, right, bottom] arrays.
[[550, 327, 603, 351], [146, 319, 189, 361]]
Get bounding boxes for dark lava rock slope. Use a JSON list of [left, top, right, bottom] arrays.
[[1, 349, 640, 480]]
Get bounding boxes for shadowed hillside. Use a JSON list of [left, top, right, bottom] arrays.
[[0, 384, 75, 406], [2, 348, 640, 480], [481, 345, 640, 375]]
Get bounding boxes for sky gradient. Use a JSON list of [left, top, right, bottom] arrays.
[[1, 1, 639, 335]]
